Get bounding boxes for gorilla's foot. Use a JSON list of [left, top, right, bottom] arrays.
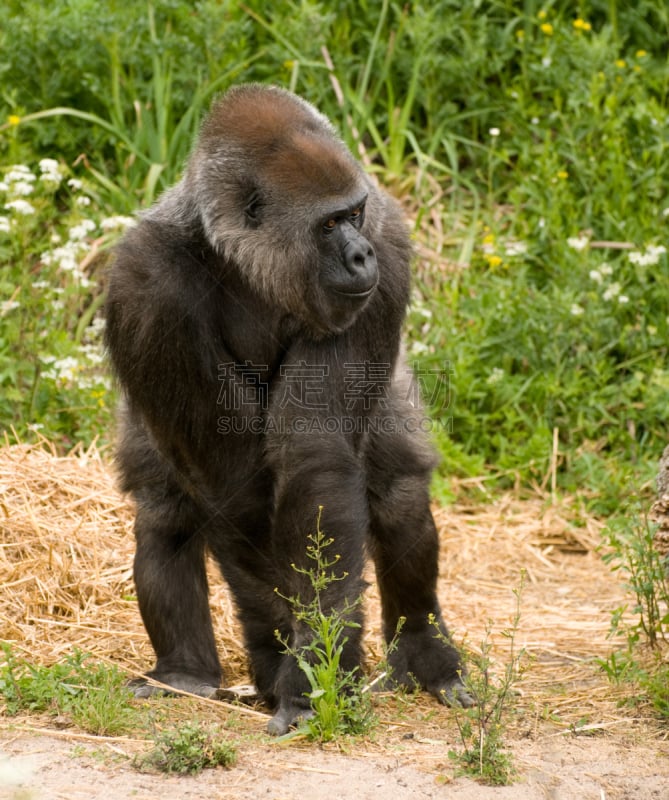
[[387, 622, 473, 708], [431, 675, 474, 708], [129, 672, 219, 699], [266, 698, 315, 736]]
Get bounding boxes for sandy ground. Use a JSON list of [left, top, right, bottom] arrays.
[[1, 723, 668, 799], [1, 443, 668, 799]]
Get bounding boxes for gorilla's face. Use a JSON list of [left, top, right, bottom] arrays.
[[307, 194, 379, 333], [189, 86, 383, 336]]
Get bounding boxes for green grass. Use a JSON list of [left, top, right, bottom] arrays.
[[0, 645, 138, 735], [0, 0, 667, 505]]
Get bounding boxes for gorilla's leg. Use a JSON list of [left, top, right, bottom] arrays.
[[131, 496, 222, 697], [365, 422, 471, 707], [208, 533, 292, 707], [263, 435, 368, 734]]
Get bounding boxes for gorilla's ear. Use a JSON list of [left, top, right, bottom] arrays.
[[244, 190, 263, 228]]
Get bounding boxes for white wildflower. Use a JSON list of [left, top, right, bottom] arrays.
[[618, 295, 629, 304], [0, 181, 7, 192], [600, 262, 613, 276], [50, 242, 81, 272], [589, 269, 603, 284], [39, 158, 60, 174], [9, 180, 34, 196], [603, 282, 622, 301], [32, 280, 51, 290], [0, 216, 10, 233], [76, 196, 91, 207], [5, 199, 35, 215], [83, 317, 106, 341], [42, 356, 80, 384], [67, 178, 83, 191], [486, 367, 505, 385], [1, 300, 20, 315], [567, 235, 589, 251], [628, 244, 666, 267], [100, 215, 136, 231], [542, 56, 552, 68], [5, 167, 35, 184], [504, 240, 528, 256], [489, 127, 501, 137], [662, 208, 669, 218], [79, 343, 104, 364], [41, 172, 63, 189], [570, 303, 585, 316], [409, 340, 429, 356], [68, 219, 96, 240]]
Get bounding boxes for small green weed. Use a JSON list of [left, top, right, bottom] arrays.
[[600, 508, 669, 717], [136, 721, 237, 774], [602, 509, 669, 648], [445, 578, 526, 786], [0, 645, 137, 735], [276, 507, 376, 742]]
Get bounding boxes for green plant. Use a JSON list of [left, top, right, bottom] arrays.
[[600, 508, 669, 717], [445, 578, 526, 786], [136, 721, 237, 774], [0, 645, 137, 735], [275, 506, 376, 742], [602, 509, 669, 648]]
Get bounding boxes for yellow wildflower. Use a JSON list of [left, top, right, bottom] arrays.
[[540, 23, 554, 35], [557, 170, 569, 180], [615, 59, 626, 68], [538, 10, 547, 19], [636, 50, 648, 58], [485, 254, 503, 269], [483, 233, 496, 246], [8, 115, 20, 126]]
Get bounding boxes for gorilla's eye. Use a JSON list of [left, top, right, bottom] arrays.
[[244, 191, 263, 227], [349, 207, 364, 227], [323, 218, 337, 233]]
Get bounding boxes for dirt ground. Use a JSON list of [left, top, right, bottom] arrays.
[[1, 443, 668, 799]]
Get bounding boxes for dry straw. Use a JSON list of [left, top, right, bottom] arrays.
[[0, 438, 645, 730]]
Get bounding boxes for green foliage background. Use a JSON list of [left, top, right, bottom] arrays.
[[1, 0, 667, 507]]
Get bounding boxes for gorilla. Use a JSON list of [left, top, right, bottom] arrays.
[[105, 84, 468, 735]]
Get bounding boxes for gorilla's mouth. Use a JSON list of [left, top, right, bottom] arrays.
[[333, 284, 377, 299]]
